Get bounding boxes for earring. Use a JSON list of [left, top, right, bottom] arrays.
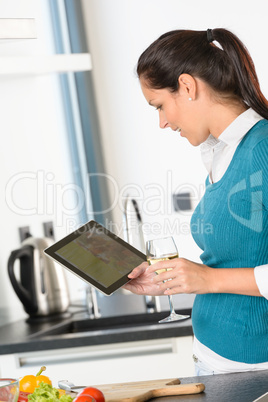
[[188, 97, 192, 101]]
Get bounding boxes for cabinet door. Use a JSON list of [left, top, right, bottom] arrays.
[[0, 337, 194, 385]]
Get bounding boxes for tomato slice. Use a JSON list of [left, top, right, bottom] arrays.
[[18, 391, 30, 402]]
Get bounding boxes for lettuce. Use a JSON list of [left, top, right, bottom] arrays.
[[28, 382, 73, 402]]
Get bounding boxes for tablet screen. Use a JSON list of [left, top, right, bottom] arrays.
[[44, 220, 146, 295]]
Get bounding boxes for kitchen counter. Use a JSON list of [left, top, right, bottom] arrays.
[[150, 370, 268, 401], [0, 308, 193, 355], [0, 292, 194, 355]]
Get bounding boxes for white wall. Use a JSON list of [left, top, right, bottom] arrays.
[[1, 0, 85, 319], [81, 0, 268, 261]]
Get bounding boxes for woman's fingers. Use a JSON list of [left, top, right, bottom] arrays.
[[123, 267, 162, 296], [146, 258, 178, 274], [146, 258, 210, 294], [128, 261, 149, 278]]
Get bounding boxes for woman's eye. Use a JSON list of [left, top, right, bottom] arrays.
[[155, 105, 162, 111]]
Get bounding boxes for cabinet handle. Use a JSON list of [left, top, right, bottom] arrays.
[[19, 343, 174, 367]]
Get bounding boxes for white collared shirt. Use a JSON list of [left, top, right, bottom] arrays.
[[200, 108, 268, 299], [193, 108, 268, 372]]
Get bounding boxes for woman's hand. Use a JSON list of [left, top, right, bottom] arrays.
[[146, 257, 213, 295], [123, 261, 163, 296], [124, 258, 261, 297], [123, 258, 212, 296]]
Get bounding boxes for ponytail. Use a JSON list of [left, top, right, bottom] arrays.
[[211, 29, 268, 119], [137, 28, 268, 120]]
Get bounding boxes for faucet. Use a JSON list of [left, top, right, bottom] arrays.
[[123, 195, 161, 313], [144, 295, 161, 313], [123, 195, 146, 253], [85, 286, 101, 318]]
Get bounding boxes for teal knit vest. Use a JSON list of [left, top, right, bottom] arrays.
[[191, 120, 268, 363]]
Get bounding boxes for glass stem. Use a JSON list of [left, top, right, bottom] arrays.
[[168, 295, 175, 314]]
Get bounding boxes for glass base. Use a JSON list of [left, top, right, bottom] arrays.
[[158, 312, 190, 323]]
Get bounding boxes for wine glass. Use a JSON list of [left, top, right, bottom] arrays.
[[146, 237, 190, 323]]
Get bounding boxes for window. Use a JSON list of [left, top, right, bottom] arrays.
[[49, 0, 111, 226]]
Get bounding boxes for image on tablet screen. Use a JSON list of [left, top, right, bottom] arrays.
[[55, 225, 143, 288]]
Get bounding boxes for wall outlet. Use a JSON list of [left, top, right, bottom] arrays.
[[19, 226, 31, 242], [43, 221, 54, 239]]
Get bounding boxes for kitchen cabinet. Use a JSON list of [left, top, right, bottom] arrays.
[[0, 336, 194, 385], [0, 53, 91, 76], [0, 19, 36, 39]]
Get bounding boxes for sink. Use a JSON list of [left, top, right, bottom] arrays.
[[28, 309, 191, 339]]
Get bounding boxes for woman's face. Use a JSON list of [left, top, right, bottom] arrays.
[[140, 78, 210, 146]]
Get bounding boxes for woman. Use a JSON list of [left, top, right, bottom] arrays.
[[123, 28, 268, 375]]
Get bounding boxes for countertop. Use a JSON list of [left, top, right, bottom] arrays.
[[0, 293, 193, 355], [150, 370, 268, 401]]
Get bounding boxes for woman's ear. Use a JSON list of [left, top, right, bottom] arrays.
[[178, 74, 197, 100]]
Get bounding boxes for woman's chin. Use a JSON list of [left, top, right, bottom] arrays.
[[184, 136, 202, 147]]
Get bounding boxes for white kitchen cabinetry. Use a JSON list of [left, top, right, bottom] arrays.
[[0, 53, 92, 76], [0, 19, 36, 39], [0, 336, 194, 384]]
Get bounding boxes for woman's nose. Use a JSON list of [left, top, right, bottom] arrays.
[[159, 112, 169, 129]]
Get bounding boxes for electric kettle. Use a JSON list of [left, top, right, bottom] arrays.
[[8, 236, 70, 318]]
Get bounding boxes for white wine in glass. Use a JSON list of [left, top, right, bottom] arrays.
[[146, 237, 190, 323]]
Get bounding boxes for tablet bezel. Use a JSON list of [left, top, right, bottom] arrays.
[[44, 220, 146, 296]]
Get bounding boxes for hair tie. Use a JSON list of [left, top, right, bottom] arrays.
[[207, 29, 214, 43]]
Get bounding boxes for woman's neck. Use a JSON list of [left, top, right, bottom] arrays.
[[208, 102, 248, 138]]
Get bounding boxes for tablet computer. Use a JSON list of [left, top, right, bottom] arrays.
[[44, 220, 146, 295]]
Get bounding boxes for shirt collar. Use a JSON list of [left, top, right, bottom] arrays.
[[201, 108, 263, 151], [200, 108, 263, 174], [218, 108, 263, 146]]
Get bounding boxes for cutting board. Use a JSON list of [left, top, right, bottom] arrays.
[[93, 378, 205, 402]]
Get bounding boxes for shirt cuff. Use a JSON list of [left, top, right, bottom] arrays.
[[254, 265, 268, 300]]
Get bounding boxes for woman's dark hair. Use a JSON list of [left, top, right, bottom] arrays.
[[137, 28, 268, 119]]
